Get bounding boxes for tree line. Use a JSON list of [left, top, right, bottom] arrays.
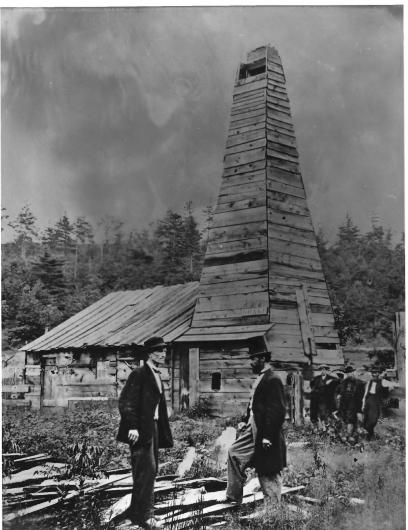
[[1, 205, 404, 349]]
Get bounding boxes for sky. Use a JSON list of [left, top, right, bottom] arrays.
[[1, 5, 404, 242]]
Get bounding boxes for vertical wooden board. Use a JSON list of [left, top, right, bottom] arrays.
[[189, 348, 200, 406], [395, 311, 405, 387], [296, 287, 316, 361], [294, 372, 303, 425]]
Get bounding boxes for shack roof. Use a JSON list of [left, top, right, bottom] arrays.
[[21, 283, 200, 353]]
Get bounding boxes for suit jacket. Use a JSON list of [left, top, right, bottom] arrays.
[[245, 369, 287, 476], [310, 374, 337, 411], [116, 364, 173, 448]]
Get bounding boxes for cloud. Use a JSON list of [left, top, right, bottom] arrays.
[[2, 6, 403, 241]]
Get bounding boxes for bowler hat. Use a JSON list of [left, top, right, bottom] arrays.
[[344, 365, 355, 374], [144, 336, 167, 353], [369, 362, 383, 373], [318, 364, 329, 370], [249, 344, 271, 362]]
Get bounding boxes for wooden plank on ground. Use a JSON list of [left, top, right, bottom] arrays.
[[160, 483, 305, 524], [3, 473, 133, 522]]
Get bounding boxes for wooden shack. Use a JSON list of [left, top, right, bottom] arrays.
[[21, 283, 199, 409], [20, 45, 344, 418]]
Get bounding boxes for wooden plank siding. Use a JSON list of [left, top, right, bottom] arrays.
[[187, 45, 343, 374]]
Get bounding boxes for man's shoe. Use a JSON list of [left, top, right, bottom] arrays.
[[224, 496, 242, 505], [144, 518, 164, 529], [118, 521, 143, 530]]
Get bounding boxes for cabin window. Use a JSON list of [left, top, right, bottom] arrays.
[[239, 58, 266, 80], [211, 372, 222, 391]]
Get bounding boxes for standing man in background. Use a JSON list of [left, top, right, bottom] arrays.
[[338, 365, 364, 443], [226, 344, 286, 508], [310, 364, 335, 430], [117, 336, 173, 530]]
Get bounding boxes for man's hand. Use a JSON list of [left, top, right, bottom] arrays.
[[128, 429, 139, 444], [262, 438, 272, 450]]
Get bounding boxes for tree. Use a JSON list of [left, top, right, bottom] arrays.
[[154, 209, 188, 285], [1, 207, 9, 231], [73, 216, 95, 279], [54, 214, 75, 255], [319, 216, 405, 344], [182, 202, 203, 280], [31, 252, 69, 304], [97, 215, 124, 263], [9, 204, 38, 262]]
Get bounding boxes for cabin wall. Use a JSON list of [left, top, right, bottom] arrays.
[[24, 348, 173, 410], [198, 342, 253, 416], [174, 341, 308, 421]]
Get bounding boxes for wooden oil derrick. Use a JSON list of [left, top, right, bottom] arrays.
[[189, 45, 343, 368]]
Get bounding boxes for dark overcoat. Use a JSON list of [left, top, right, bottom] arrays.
[[363, 379, 384, 432], [116, 364, 173, 448], [246, 369, 287, 476]]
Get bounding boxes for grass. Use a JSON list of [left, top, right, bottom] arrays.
[[2, 403, 405, 529]]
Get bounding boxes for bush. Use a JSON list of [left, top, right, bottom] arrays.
[[184, 397, 212, 419]]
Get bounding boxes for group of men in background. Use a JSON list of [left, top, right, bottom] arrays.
[[310, 362, 391, 442]]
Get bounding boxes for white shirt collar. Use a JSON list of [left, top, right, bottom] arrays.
[[146, 360, 160, 373]]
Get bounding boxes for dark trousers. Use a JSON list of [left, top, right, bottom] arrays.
[[363, 395, 380, 437], [227, 423, 282, 505], [128, 422, 159, 524]]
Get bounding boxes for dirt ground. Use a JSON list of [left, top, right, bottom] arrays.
[[2, 401, 406, 529]]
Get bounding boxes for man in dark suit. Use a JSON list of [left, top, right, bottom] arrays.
[[361, 363, 385, 440], [225, 344, 286, 506], [338, 365, 365, 443], [310, 364, 336, 430], [117, 336, 173, 529]]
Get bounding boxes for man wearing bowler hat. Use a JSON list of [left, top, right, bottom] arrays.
[[338, 365, 364, 443], [361, 363, 385, 440], [310, 364, 336, 430], [225, 343, 286, 507], [117, 336, 173, 529]]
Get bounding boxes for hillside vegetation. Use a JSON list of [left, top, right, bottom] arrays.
[[2, 205, 404, 349]]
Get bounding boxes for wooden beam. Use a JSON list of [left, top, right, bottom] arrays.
[[189, 348, 200, 406]]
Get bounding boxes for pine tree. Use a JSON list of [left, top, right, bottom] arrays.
[[54, 214, 75, 255], [31, 251, 68, 301], [154, 209, 187, 284], [182, 202, 203, 280], [9, 204, 38, 262]]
